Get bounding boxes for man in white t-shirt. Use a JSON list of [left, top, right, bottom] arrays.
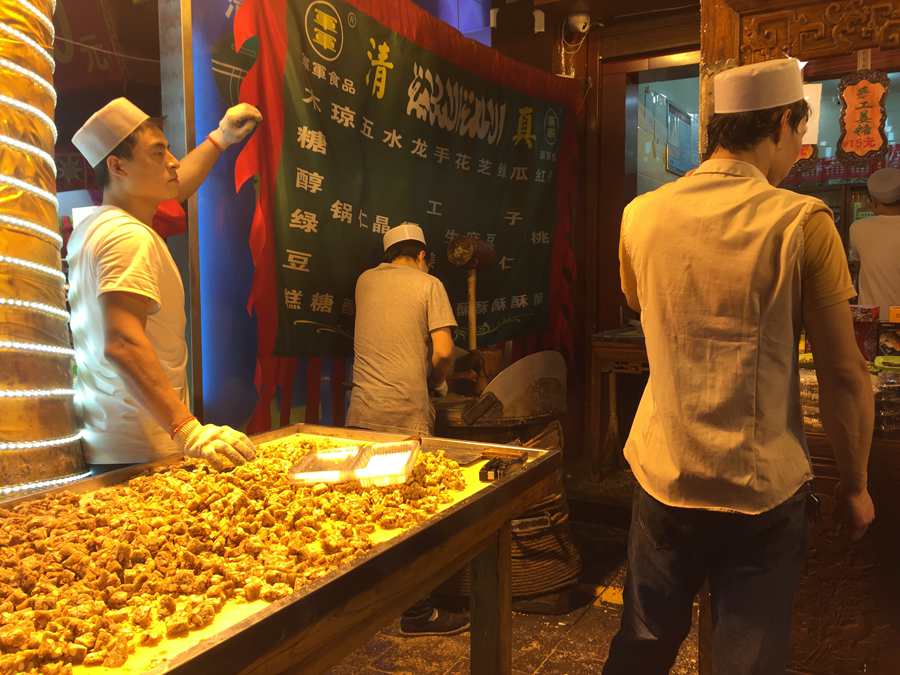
[[849, 167, 900, 319], [69, 98, 261, 470]]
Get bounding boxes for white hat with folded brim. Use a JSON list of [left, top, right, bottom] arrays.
[[383, 222, 426, 252], [868, 167, 900, 205], [714, 59, 804, 113], [72, 97, 150, 167]]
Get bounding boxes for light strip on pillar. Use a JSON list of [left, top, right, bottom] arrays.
[[0, 339, 74, 356], [0, 56, 56, 105], [0, 297, 69, 320], [0, 173, 58, 207], [0, 430, 82, 451], [0, 387, 75, 399], [0, 254, 66, 281], [0, 470, 92, 496], [0, 214, 62, 246], [0, 134, 56, 176], [0, 22, 54, 72], [0, 95, 57, 142]]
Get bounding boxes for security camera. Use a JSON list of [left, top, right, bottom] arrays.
[[567, 13, 591, 34]]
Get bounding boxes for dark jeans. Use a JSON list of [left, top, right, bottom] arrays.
[[603, 484, 809, 675]]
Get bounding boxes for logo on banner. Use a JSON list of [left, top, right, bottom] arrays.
[[305, 1, 343, 62]]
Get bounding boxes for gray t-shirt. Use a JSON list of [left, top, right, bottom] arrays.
[[346, 262, 457, 435]]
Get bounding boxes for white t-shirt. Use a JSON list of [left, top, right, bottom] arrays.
[[849, 215, 900, 320], [67, 206, 188, 464]]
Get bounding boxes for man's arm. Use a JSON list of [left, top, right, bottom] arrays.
[[175, 103, 262, 202], [100, 292, 192, 431], [429, 327, 455, 389], [804, 300, 875, 539]]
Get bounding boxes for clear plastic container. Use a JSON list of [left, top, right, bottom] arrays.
[[287, 440, 421, 488]]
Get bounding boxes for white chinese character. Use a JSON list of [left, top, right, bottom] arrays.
[[511, 294, 529, 309], [486, 233, 497, 245], [476, 300, 489, 315], [330, 200, 353, 223], [491, 297, 507, 312], [427, 200, 443, 217], [373, 215, 390, 234], [342, 78, 357, 95], [466, 231, 481, 239], [533, 292, 544, 307], [534, 168, 548, 183], [311, 292, 334, 313], [477, 158, 493, 175], [284, 288, 303, 310], [296, 168, 325, 193], [297, 126, 327, 155], [342, 298, 355, 316], [497, 163, 508, 178], [455, 153, 471, 171], [289, 209, 319, 233], [511, 166, 529, 181], [283, 249, 312, 272], [504, 210, 523, 226], [456, 302, 468, 317], [312, 62, 327, 79], [302, 55, 311, 71], [328, 71, 341, 88], [360, 117, 375, 140], [302, 88, 321, 112], [444, 228, 458, 242], [434, 146, 451, 164], [499, 256, 515, 271], [531, 231, 550, 244], [410, 138, 429, 159], [428, 252, 437, 269], [358, 208, 368, 229], [382, 128, 403, 149], [331, 103, 356, 129]]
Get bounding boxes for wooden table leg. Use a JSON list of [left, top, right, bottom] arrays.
[[470, 523, 512, 675]]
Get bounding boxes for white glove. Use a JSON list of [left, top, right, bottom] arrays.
[[174, 419, 256, 471], [431, 380, 449, 398], [209, 103, 262, 148]]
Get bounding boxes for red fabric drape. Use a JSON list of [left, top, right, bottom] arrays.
[[234, 0, 580, 433]]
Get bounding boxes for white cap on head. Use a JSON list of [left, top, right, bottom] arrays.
[[72, 97, 150, 167], [383, 222, 426, 252], [867, 167, 900, 205], [714, 59, 804, 114]]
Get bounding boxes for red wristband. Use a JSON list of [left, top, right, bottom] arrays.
[[170, 416, 197, 439], [207, 133, 224, 152]]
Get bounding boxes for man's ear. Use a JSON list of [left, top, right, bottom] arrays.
[[107, 154, 127, 180]]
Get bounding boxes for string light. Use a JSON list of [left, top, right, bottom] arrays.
[[10, 0, 54, 41], [0, 213, 62, 246], [0, 57, 56, 105], [0, 95, 56, 142], [0, 297, 69, 320], [0, 387, 75, 399], [0, 471, 93, 496], [0, 173, 58, 207], [0, 21, 54, 72], [0, 254, 66, 281], [0, 340, 75, 357], [0, 430, 82, 451], [0, 134, 56, 176]]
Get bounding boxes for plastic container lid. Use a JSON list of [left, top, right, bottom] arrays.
[[287, 440, 421, 488]]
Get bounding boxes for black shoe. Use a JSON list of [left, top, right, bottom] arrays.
[[399, 608, 470, 637]]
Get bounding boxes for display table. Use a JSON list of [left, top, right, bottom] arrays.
[[0, 424, 561, 675]]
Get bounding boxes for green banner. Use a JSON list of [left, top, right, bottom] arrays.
[[272, 0, 564, 355]]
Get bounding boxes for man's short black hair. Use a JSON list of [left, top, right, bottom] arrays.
[[705, 98, 810, 158], [385, 239, 426, 263], [92, 117, 165, 189]]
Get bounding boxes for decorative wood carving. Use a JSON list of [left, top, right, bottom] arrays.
[[741, 0, 900, 64]]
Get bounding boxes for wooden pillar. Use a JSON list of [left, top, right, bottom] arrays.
[[0, 0, 85, 492]]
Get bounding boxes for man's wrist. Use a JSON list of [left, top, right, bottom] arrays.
[[170, 415, 198, 440], [208, 128, 227, 152]]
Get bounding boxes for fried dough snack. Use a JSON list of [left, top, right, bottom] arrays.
[[0, 437, 465, 673]]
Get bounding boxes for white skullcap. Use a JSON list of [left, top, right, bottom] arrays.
[[714, 59, 804, 114], [868, 168, 900, 205], [72, 97, 150, 167], [383, 222, 426, 252]]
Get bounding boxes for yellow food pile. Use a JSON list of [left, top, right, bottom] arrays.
[[0, 436, 465, 673]]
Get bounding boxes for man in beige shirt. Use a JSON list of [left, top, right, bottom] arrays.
[[604, 59, 874, 675], [849, 167, 900, 319]]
